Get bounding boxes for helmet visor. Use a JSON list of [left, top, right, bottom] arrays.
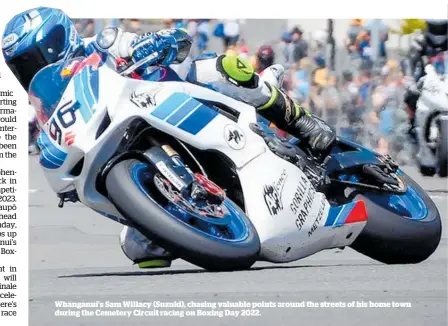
[[7, 47, 47, 91], [6, 25, 69, 91]]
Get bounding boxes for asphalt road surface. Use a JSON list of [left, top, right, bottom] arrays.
[[28, 156, 448, 326]]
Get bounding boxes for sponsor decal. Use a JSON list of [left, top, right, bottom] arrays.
[[263, 169, 287, 216], [2, 33, 18, 49], [130, 86, 162, 109], [224, 124, 245, 150], [289, 175, 315, 230], [69, 26, 76, 44], [308, 196, 326, 237], [156, 161, 185, 191], [283, 92, 293, 123]]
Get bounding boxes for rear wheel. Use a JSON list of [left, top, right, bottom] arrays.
[[350, 171, 442, 264], [106, 159, 260, 271], [419, 166, 436, 177]]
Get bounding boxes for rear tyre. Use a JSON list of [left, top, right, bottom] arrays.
[[350, 172, 442, 264], [419, 166, 436, 177], [106, 159, 260, 271]]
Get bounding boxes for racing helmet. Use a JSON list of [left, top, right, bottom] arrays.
[[424, 20, 448, 50], [2, 7, 84, 91], [256, 45, 275, 72]]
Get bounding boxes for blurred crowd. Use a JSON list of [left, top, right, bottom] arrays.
[[72, 18, 446, 164]]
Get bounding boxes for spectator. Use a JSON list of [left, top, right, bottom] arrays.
[[223, 19, 240, 50], [320, 73, 341, 128], [162, 19, 173, 29], [311, 56, 328, 89], [370, 66, 402, 154], [365, 20, 389, 62], [309, 57, 328, 117], [128, 19, 143, 33], [357, 30, 373, 62], [357, 70, 372, 106], [339, 70, 362, 141], [279, 31, 294, 68], [291, 57, 312, 104], [237, 40, 250, 60], [74, 19, 95, 37], [312, 29, 328, 59], [291, 26, 308, 63], [173, 19, 185, 29], [196, 19, 210, 53], [186, 20, 198, 37], [345, 19, 364, 54]]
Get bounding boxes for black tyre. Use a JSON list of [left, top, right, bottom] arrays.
[[420, 165, 436, 177], [350, 172, 442, 264], [436, 118, 448, 177], [106, 159, 260, 271]]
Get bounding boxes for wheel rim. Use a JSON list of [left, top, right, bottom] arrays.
[[131, 162, 249, 242]]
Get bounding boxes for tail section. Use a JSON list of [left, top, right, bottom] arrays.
[[325, 200, 368, 227]]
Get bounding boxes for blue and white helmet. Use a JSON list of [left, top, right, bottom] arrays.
[[2, 7, 83, 90]]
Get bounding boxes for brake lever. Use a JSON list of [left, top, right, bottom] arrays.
[[119, 52, 160, 77]]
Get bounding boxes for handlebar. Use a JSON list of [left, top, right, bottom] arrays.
[[118, 52, 160, 77]]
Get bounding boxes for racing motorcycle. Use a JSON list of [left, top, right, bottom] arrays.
[[414, 64, 448, 177], [30, 53, 441, 271]]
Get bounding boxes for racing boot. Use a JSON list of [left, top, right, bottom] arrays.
[[256, 83, 336, 160], [120, 226, 173, 269]]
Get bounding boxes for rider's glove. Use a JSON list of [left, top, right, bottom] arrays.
[[130, 29, 192, 69], [130, 33, 170, 68]]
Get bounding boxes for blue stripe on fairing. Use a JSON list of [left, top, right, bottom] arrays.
[[333, 201, 356, 226], [37, 131, 67, 169], [166, 99, 199, 125], [84, 66, 99, 103], [151, 93, 191, 120], [73, 67, 99, 123], [151, 92, 218, 135], [81, 68, 95, 107], [177, 104, 218, 135]]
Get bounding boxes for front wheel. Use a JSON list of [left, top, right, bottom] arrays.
[[106, 159, 260, 271], [350, 171, 442, 264]]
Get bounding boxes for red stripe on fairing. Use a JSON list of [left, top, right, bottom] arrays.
[[344, 200, 368, 224]]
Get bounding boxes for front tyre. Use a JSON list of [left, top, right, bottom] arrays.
[[350, 172, 442, 264], [106, 159, 260, 271]]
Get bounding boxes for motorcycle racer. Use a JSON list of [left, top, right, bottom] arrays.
[[403, 20, 448, 171], [404, 20, 447, 123], [3, 7, 336, 268]]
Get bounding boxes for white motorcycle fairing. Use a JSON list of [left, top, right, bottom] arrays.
[[32, 55, 368, 264], [415, 64, 448, 168]]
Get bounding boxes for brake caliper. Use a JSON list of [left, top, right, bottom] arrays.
[[193, 173, 225, 206]]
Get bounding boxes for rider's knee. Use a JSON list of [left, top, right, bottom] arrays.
[[216, 54, 257, 87]]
